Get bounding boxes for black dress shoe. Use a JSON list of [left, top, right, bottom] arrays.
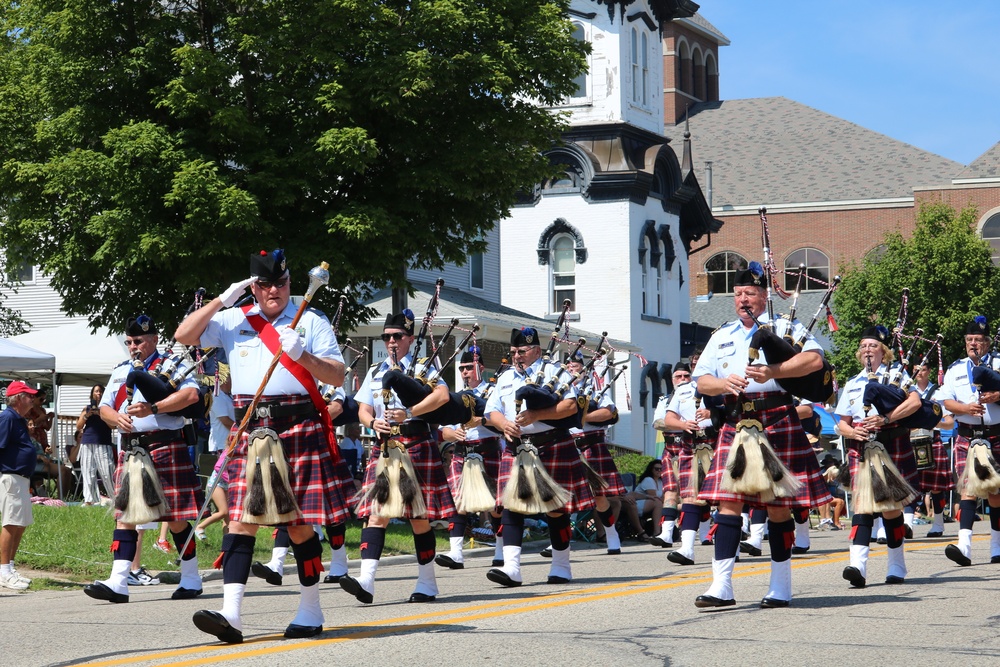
[[251, 561, 282, 586], [885, 575, 905, 584], [339, 575, 374, 603], [648, 537, 672, 548], [739, 541, 761, 557], [991, 556, 1000, 564], [546, 575, 571, 584], [408, 592, 436, 603], [904, 525, 913, 540], [842, 566, 866, 588], [945, 544, 972, 567], [694, 595, 735, 608], [323, 573, 344, 584], [607, 548, 621, 555], [172, 586, 204, 600], [486, 568, 522, 587], [667, 551, 694, 566], [791, 546, 809, 554], [284, 623, 323, 639], [83, 582, 128, 604], [701, 539, 714, 546], [491, 559, 504, 567], [760, 597, 790, 608], [193, 610, 243, 644], [926, 530, 943, 538], [540, 547, 552, 558], [435, 554, 464, 569], [876, 537, 887, 545]]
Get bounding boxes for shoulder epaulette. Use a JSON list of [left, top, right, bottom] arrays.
[[947, 359, 963, 370], [114, 359, 131, 369]]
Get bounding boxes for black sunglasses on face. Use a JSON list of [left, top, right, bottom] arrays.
[[381, 332, 407, 341], [257, 278, 289, 290]]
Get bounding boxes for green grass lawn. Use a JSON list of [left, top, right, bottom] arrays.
[[17, 505, 460, 588]]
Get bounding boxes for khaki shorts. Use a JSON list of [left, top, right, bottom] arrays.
[[0, 474, 34, 527]]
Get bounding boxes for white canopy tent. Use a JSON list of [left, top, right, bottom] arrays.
[[11, 321, 128, 388]]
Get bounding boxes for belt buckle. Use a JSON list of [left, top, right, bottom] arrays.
[[254, 403, 273, 419], [974, 429, 985, 438], [389, 425, 401, 436], [742, 401, 755, 413], [127, 436, 142, 449]]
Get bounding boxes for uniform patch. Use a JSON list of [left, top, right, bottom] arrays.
[[719, 341, 734, 349], [239, 329, 258, 338]]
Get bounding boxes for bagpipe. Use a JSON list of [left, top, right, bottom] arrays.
[[123, 292, 218, 421], [512, 299, 582, 429], [958, 318, 1000, 497], [321, 339, 368, 427], [745, 209, 839, 403]]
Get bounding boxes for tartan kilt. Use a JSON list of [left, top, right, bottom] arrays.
[[580, 436, 627, 497], [698, 393, 832, 508], [496, 432, 596, 513], [446, 437, 503, 499], [676, 434, 715, 498], [355, 433, 456, 520], [917, 435, 954, 493], [227, 395, 352, 527], [952, 434, 1000, 491], [845, 429, 918, 487], [660, 447, 680, 493], [112, 439, 204, 522]]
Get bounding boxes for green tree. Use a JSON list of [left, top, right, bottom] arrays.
[[830, 203, 1000, 379], [0, 0, 588, 332]]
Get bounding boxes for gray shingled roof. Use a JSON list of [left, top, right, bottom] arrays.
[[956, 140, 1000, 180], [664, 97, 963, 207], [680, 12, 730, 44]]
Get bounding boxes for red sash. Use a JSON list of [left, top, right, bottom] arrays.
[[113, 355, 163, 411], [240, 305, 341, 463]]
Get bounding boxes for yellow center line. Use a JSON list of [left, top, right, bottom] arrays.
[[73, 535, 979, 667]]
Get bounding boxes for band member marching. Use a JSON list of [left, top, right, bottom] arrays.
[[659, 363, 717, 566], [343, 311, 456, 604], [176, 249, 353, 642], [911, 362, 955, 538], [834, 325, 921, 588], [691, 263, 832, 608], [936, 316, 1000, 566], [84, 316, 205, 605], [484, 327, 596, 587], [651, 389, 682, 547], [436, 346, 505, 569]]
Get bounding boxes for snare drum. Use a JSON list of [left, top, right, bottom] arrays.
[[910, 428, 934, 470]]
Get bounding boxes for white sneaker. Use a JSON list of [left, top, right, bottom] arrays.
[[0, 571, 30, 590], [9, 567, 30, 584], [195, 529, 207, 541], [127, 567, 160, 586]]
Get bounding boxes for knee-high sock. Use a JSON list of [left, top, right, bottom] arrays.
[[884, 514, 906, 549], [325, 523, 348, 576], [597, 507, 616, 528], [660, 505, 678, 539], [172, 524, 197, 560], [103, 529, 138, 593], [360, 526, 386, 561], [768, 519, 795, 563], [851, 513, 874, 546], [222, 533, 256, 585], [713, 514, 742, 561], [501, 510, 525, 548], [449, 513, 467, 538], [292, 533, 324, 587], [930, 493, 946, 532], [548, 513, 572, 552], [413, 529, 436, 565]]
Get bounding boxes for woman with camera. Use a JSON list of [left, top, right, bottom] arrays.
[[75, 384, 115, 505]]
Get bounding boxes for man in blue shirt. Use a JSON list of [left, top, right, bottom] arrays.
[[0, 380, 40, 591]]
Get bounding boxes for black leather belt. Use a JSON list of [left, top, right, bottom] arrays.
[[573, 430, 606, 451], [875, 426, 909, 443], [389, 421, 432, 437], [455, 437, 501, 458], [516, 429, 569, 449], [958, 423, 1000, 439], [122, 429, 183, 452], [739, 395, 794, 413], [235, 401, 317, 422]]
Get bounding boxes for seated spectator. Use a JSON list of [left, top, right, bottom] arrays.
[[817, 454, 846, 530], [618, 460, 664, 541], [339, 423, 364, 477]]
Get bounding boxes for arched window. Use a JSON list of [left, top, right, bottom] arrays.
[[784, 248, 830, 292], [569, 22, 588, 100], [630, 29, 639, 104], [641, 32, 649, 106], [981, 212, 1000, 265], [551, 235, 577, 311], [704, 251, 747, 295]]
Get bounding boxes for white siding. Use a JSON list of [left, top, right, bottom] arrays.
[[0, 269, 86, 330], [407, 225, 501, 303]]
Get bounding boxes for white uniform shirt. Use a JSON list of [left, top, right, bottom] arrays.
[[664, 381, 713, 430], [936, 357, 1000, 426], [834, 363, 915, 422], [692, 314, 823, 393], [99, 352, 195, 432], [199, 301, 342, 396], [484, 357, 577, 435], [570, 374, 615, 434], [441, 379, 494, 441], [355, 353, 445, 420], [208, 390, 235, 452]]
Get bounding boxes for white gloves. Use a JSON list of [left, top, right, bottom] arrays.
[[220, 277, 257, 308], [278, 325, 304, 361]]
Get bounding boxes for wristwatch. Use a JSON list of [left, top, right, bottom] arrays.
[[150, 403, 159, 415]]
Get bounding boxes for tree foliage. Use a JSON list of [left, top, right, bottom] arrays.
[[830, 203, 1000, 378], [0, 0, 588, 332]]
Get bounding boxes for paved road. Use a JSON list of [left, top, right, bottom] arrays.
[[5, 528, 1000, 667]]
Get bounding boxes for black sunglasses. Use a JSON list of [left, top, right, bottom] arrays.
[[257, 278, 289, 290], [381, 332, 407, 341]]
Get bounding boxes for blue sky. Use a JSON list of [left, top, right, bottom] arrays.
[[701, 1, 1000, 165]]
